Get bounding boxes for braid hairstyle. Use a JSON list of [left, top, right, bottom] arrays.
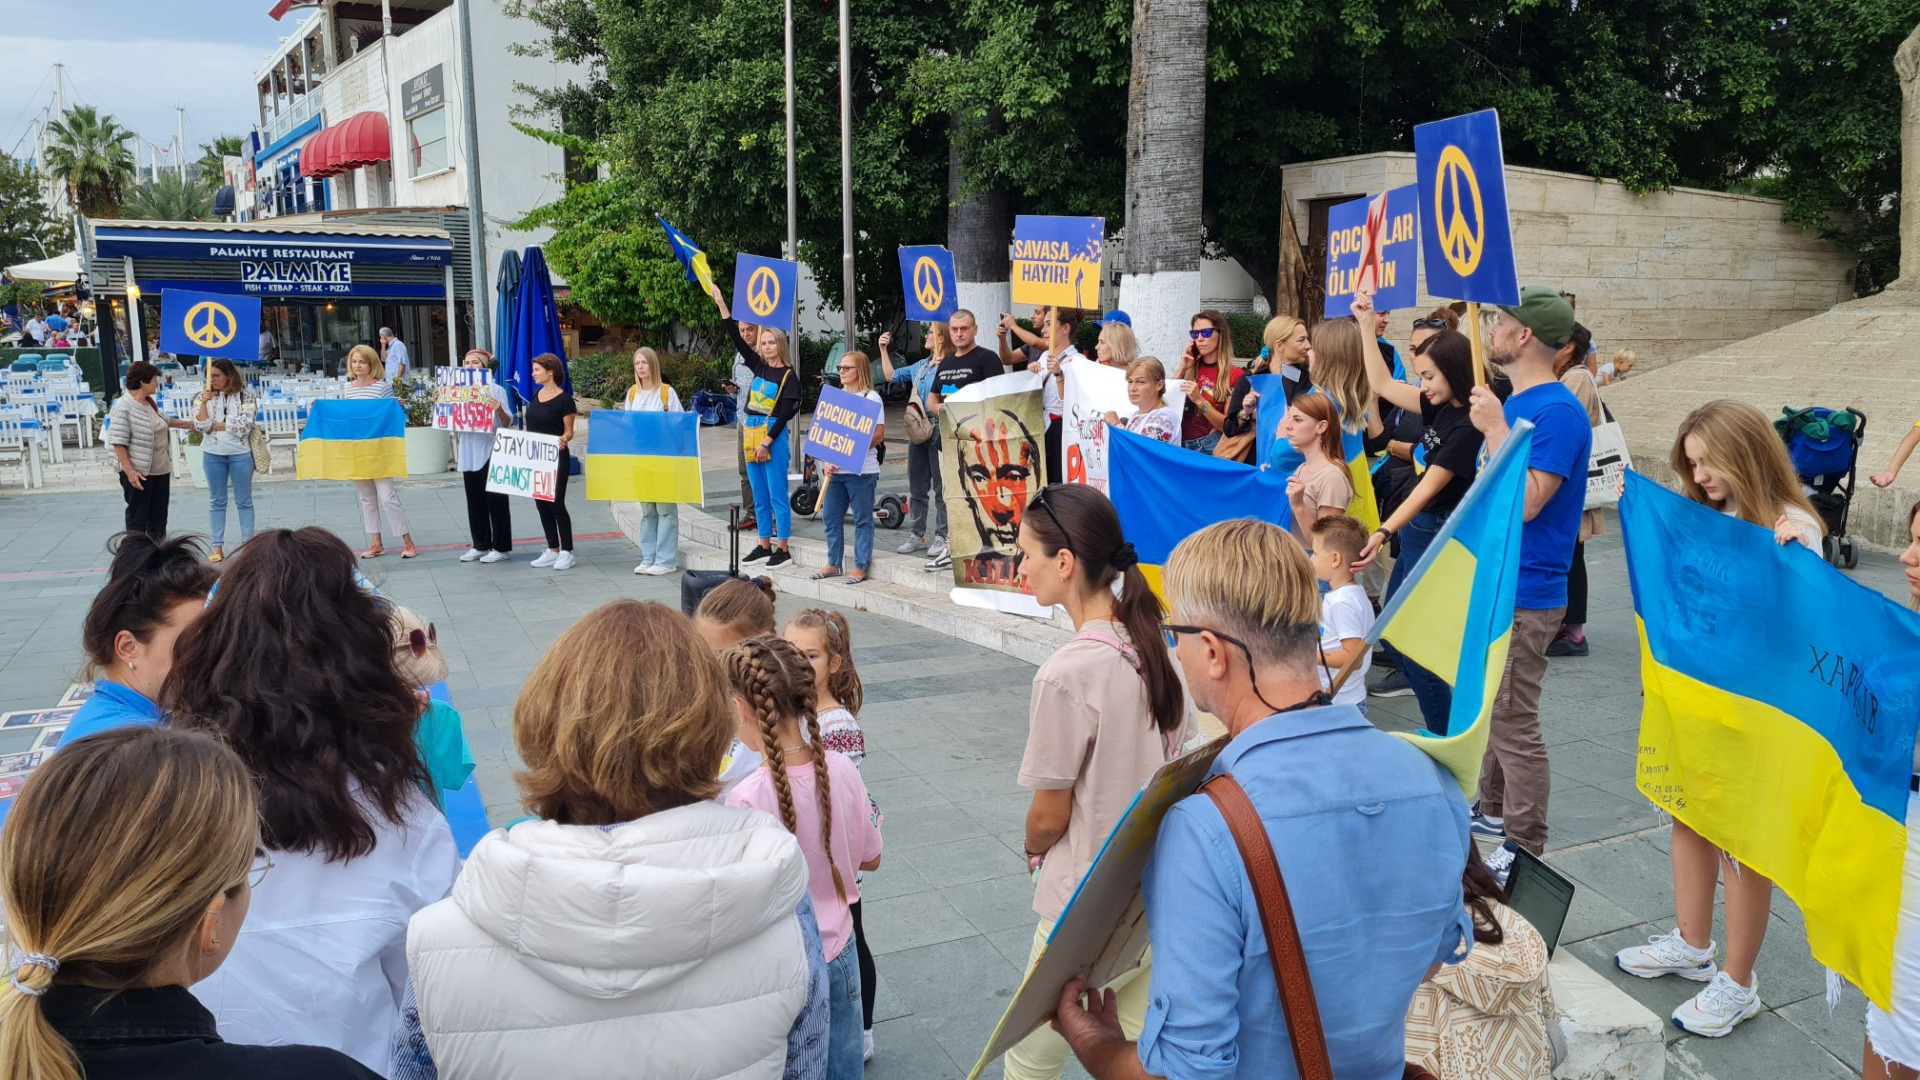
[[788, 608, 863, 715], [724, 636, 848, 902]]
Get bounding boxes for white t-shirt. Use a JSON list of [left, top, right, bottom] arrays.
[[623, 384, 684, 413], [1034, 346, 1084, 420], [848, 389, 882, 475], [1721, 502, 1820, 550], [1318, 582, 1373, 707]]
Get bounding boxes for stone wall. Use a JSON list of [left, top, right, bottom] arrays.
[[1280, 153, 1857, 367]]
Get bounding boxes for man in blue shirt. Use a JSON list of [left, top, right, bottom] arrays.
[[1053, 518, 1472, 1080], [1465, 285, 1591, 875]]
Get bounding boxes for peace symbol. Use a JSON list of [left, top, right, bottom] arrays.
[[183, 301, 238, 350], [913, 256, 945, 311], [746, 266, 781, 319], [1434, 145, 1485, 277]]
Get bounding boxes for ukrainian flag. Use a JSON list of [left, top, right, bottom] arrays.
[[295, 399, 406, 481], [585, 410, 705, 503], [1108, 427, 1293, 599], [1370, 420, 1532, 796], [1621, 471, 1920, 1008], [657, 215, 716, 296]]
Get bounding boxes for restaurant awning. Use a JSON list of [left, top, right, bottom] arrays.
[[300, 112, 392, 179], [212, 185, 236, 217], [4, 252, 80, 284]]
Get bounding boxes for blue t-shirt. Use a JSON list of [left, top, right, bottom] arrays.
[[62, 679, 162, 744], [1502, 381, 1592, 609]]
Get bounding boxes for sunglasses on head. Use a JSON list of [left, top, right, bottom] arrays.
[[1033, 487, 1075, 552], [1189, 328, 1217, 340], [397, 623, 438, 658], [1411, 317, 1450, 331]]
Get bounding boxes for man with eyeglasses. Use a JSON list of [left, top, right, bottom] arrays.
[[1052, 518, 1472, 1080]]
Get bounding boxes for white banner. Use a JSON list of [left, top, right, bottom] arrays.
[[485, 429, 562, 502], [1062, 360, 1187, 494], [433, 367, 498, 434]]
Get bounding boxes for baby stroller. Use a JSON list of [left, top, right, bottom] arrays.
[[1775, 406, 1866, 569]]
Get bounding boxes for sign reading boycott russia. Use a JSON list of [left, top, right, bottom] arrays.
[[805, 385, 884, 473], [1413, 110, 1520, 306], [1010, 216, 1104, 308], [898, 245, 958, 322], [485, 429, 563, 502], [158, 288, 262, 361], [731, 253, 799, 334], [1323, 185, 1419, 317], [432, 368, 498, 434]]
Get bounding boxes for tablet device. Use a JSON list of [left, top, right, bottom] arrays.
[[1504, 846, 1576, 957]]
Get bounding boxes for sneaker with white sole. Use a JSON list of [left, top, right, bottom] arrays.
[[635, 562, 651, 575], [897, 536, 927, 555], [459, 548, 486, 562], [1614, 928, 1719, 982], [479, 550, 510, 564], [863, 1029, 874, 1062], [554, 551, 575, 571], [923, 542, 951, 571], [530, 550, 558, 568], [1469, 805, 1507, 840], [1671, 971, 1761, 1037], [1483, 840, 1518, 887], [645, 563, 674, 576]]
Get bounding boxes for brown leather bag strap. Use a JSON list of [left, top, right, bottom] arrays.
[[1200, 773, 1334, 1080]]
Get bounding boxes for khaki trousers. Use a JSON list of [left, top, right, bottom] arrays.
[[1477, 605, 1565, 856]]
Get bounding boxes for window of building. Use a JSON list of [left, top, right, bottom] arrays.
[[409, 107, 448, 177]]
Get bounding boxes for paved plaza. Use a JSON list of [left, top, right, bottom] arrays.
[[0, 426, 1910, 1079]]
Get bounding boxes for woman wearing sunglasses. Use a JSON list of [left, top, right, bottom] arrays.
[[1004, 484, 1191, 1080], [0, 725, 381, 1080], [1175, 310, 1243, 454], [160, 528, 459, 1074]]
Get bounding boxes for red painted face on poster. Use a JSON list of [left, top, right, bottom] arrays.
[[956, 409, 1041, 551]]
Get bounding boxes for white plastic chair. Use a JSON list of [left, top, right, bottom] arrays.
[[0, 413, 33, 489], [260, 401, 302, 473]]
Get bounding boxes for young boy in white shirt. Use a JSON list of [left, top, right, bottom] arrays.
[[1308, 514, 1375, 713]]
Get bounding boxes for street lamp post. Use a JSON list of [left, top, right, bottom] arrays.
[[838, 0, 855, 354]]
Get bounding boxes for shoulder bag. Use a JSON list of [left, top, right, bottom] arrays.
[[246, 397, 271, 472], [1201, 773, 1439, 1080], [1572, 369, 1629, 511], [903, 399, 936, 445]]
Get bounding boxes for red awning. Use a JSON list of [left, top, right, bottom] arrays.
[[300, 112, 392, 179]]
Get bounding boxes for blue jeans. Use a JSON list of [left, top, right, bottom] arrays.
[[823, 471, 877, 571], [745, 427, 792, 540], [1183, 431, 1222, 454], [1381, 510, 1454, 733], [637, 501, 679, 567], [825, 941, 863, 1080], [202, 450, 255, 547]]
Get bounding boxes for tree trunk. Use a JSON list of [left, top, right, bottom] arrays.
[[1117, 0, 1208, 364], [949, 113, 1011, 327]]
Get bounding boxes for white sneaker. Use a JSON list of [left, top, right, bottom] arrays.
[[1671, 971, 1761, 1037], [645, 563, 674, 576], [479, 550, 510, 564], [863, 1029, 874, 1062], [530, 550, 558, 568], [1483, 840, 1517, 886], [923, 541, 951, 571], [897, 536, 926, 554], [459, 548, 485, 562], [1614, 928, 1719, 982], [554, 551, 575, 571], [634, 562, 651, 575]]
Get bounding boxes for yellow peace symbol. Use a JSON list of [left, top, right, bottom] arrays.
[[913, 256, 945, 311], [745, 266, 781, 319], [1433, 145, 1486, 277], [183, 301, 238, 350]]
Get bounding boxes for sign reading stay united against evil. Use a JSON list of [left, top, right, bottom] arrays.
[[898, 245, 958, 322], [1413, 110, 1520, 306], [731, 254, 799, 334], [1010, 216, 1104, 309], [157, 288, 262, 361]]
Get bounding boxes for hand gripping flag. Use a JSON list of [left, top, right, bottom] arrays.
[[657, 215, 715, 296], [1621, 471, 1920, 1009], [294, 399, 408, 481], [1107, 426, 1295, 600]]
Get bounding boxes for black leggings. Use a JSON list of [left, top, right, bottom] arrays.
[[1564, 540, 1587, 625], [461, 466, 513, 552], [536, 450, 573, 551], [849, 899, 876, 1031]]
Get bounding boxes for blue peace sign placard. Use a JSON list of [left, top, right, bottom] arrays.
[[898, 245, 958, 322], [1413, 110, 1520, 306], [731, 254, 799, 334], [158, 288, 262, 361]]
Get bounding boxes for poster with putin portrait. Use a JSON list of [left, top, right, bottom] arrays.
[[938, 370, 1052, 619]]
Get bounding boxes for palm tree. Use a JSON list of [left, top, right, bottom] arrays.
[[1116, 0, 1207, 362], [122, 172, 214, 222], [196, 134, 245, 183], [43, 105, 137, 218]]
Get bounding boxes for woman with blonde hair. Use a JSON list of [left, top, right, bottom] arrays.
[[454, 348, 515, 564], [1105, 357, 1178, 444], [815, 351, 886, 583], [0, 725, 378, 1080], [711, 284, 801, 566], [1176, 309, 1242, 454], [1613, 399, 1821, 1039], [1093, 319, 1138, 370], [342, 343, 418, 559], [1226, 315, 1309, 442], [407, 601, 831, 1079], [624, 345, 686, 575], [880, 322, 953, 554]]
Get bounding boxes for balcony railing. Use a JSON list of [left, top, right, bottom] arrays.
[[263, 94, 321, 148]]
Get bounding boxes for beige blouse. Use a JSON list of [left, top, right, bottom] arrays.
[[1560, 367, 1607, 543], [1405, 900, 1556, 1080]]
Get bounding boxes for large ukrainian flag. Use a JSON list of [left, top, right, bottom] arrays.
[[1108, 427, 1293, 600], [295, 399, 406, 481], [1621, 471, 1920, 1008], [585, 410, 704, 503], [1370, 420, 1532, 796]]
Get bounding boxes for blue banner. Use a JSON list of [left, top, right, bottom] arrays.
[[1010, 216, 1104, 309], [1323, 185, 1419, 317], [157, 289, 262, 361], [806, 384, 884, 473], [1250, 373, 1287, 469], [731, 253, 799, 334], [1414, 110, 1520, 306], [95, 224, 452, 265], [899, 245, 958, 322]]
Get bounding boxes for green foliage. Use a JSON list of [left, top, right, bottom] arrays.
[[123, 173, 215, 222], [1225, 315, 1266, 361], [195, 135, 245, 181], [569, 348, 734, 407], [43, 106, 136, 219], [0, 155, 64, 270], [399, 382, 438, 428]]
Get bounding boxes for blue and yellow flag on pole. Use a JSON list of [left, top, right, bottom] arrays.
[[1621, 471, 1920, 1008], [1369, 420, 1532, 796], [584, 410, 705, 504], [1107, 427, 1293, 599], [295, 399, 406, 481], [657, 215, 716, 297]]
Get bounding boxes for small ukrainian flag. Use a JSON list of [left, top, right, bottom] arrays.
[[585, 410, 704, 504], [657, 215, 716, 297], [295, 399, 407, 481]]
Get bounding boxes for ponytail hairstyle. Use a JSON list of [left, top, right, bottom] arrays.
[[1022, 485, 1184, 735], [0, 727, 257, 1080], [695, 576, 778, 643], [1289, 392, 1345, 465], [787, 607, 863, 714], [723, 636, 847, 902], [80, 532, 218, 679], [1307, 318, 1371, 433]]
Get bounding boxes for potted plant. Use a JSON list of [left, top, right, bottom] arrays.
[[179, 428, 206, 489], [399, 382, 452, 475]]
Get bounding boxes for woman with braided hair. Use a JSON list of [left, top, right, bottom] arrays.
[[724, 635, 883, 1080]]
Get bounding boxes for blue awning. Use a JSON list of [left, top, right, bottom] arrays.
[[212, 185, 236, 217]]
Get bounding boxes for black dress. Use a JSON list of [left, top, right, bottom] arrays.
[[524, 389, 578, 551], [40, 984, 381, 1080]]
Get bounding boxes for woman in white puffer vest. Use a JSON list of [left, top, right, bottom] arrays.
[[407, 600, 829, 1079]]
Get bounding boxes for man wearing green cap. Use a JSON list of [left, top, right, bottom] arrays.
[[1465, 284, 1592, 881]]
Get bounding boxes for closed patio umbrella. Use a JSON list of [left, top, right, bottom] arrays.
[[506, 246, 567, 405], [493, 249, 522, 409]]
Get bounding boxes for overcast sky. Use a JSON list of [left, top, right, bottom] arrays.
[[2, 0, 292, 166]]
